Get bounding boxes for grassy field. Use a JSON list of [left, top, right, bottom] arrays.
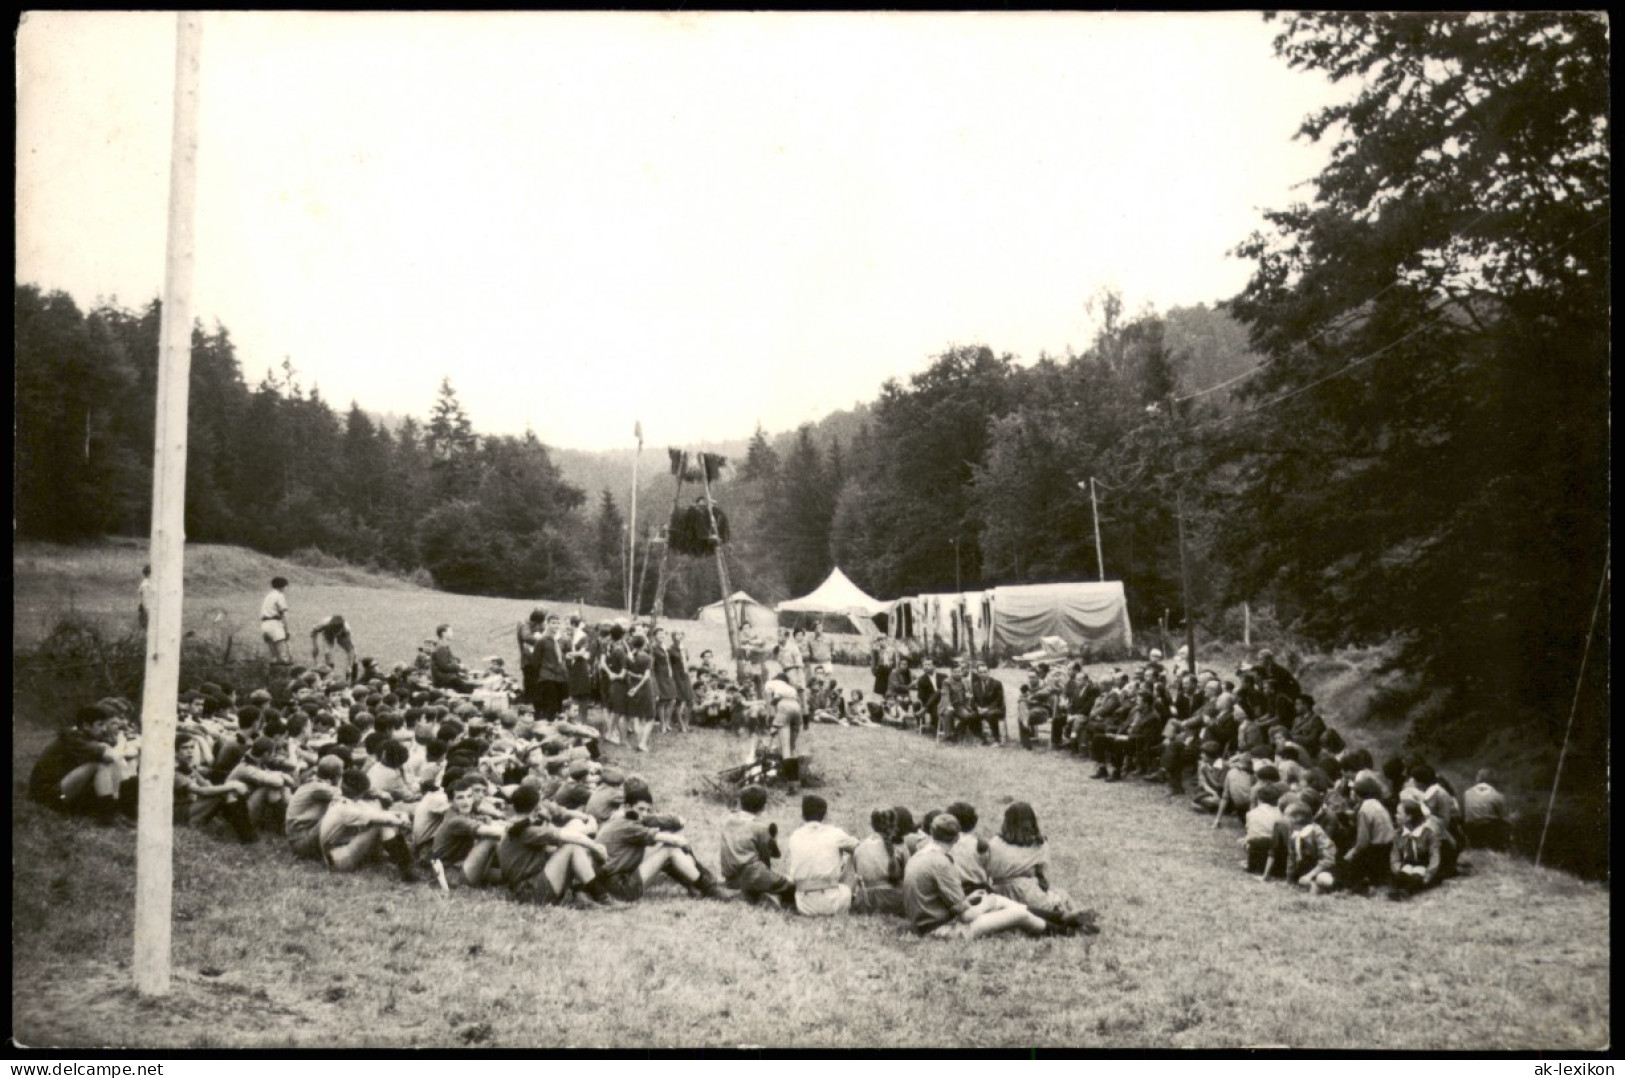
[[10, 542, 1612, 1049]]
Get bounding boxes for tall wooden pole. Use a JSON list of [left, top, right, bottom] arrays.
[[1176, 487, 1196, 677], [135, 11, 202, 998], [1089, 477, 1105, 582]]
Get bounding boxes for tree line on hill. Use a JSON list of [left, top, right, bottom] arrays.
[[15, 14, 1607, 771]]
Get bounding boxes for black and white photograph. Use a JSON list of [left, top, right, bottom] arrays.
[[13, 11, 1609, 1054]]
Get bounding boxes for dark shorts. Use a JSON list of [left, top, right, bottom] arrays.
[[603, 870, 644, 903]]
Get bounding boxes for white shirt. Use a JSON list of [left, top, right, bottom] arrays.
[[783, 820, 857, 893], [260, 588, 289, 621]]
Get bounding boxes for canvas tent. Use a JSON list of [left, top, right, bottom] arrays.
[[696, 591, 777, 634], [777, 568, 888, 616], [776, 568, 884, 638], [988, 582, 1133, 658]]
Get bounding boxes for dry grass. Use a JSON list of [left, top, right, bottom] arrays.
[[11, 707, 1610, 1049], [10, 544, 1611, 1049]]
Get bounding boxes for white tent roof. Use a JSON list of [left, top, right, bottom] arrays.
[[776, 568, 888, 616]]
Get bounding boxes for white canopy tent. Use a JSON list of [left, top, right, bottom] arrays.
[[777, 567, 888, 616]]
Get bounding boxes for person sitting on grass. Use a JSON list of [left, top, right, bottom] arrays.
[[901, 815, 1060, 940], [1283, 800, 1339, 895], [28, 704, 138, 826], [1245, 781, 1289, 879], [852, 808, 908, 916], [1411, 763, 1466, 867], [175, 732, 255, 842], [540, 784, 620, 909], [498, 786, 584, 906], [1344, 773, 1395, 894], [985, 802, 1097, 934], [944, 801, 994, 893], [718, 784, 794, 908], [783, 794, 860, 916], [1462, 769, 1513, 852], [430, 775, 508, 888], [595, 802, 722, 903], [1215, 753, 1255, 825], [318, 770, 418, 882], [584, 767, 627, 823], [284, 756, 345, 860], [1191, 741, 1226, 814], [1389, 800, 1446, 898], [365, 739, 420, 809], [227, 735, 298, 836]]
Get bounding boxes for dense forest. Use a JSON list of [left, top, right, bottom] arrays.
[[15, 14, 1608, 768]]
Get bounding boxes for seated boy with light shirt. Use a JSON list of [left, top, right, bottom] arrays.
[[782, 794, 859, 915]]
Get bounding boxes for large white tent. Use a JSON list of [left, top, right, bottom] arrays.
[[776, 568, 885, 637], [988, 581, 1133, 657], [777, 568, 888, 616]]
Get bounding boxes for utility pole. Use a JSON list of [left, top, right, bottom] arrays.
[[1078, 479, 1106, 581], [951, 537, 965, 657], [135, 11, 202, 998], [1089, 478, 1105, 581], [1176, 486, 1196, 677]]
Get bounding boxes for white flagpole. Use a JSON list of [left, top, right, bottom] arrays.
[[135, 11, 202, 998], [627, 420, 642, 617]]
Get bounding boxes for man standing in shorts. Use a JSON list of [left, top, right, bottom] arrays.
[[261, 576, 292, 665]]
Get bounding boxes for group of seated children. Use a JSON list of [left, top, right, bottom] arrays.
[[1014, 649, 1512, 899], [719, 788, 1100, 940], [30, 663, 1107, 942]]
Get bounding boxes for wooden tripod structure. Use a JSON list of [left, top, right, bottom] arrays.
[[647, 450, 740, 667]]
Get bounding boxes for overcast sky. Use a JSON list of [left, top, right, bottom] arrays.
[[18, 12, 1346, 451]]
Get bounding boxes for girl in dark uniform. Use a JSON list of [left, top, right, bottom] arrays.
[[626, 633, 657, 753], [599, 624, 630, 746], [566, 616, 596, 728], [670, 630, 694, 734], [651, 626, 678, 734]]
